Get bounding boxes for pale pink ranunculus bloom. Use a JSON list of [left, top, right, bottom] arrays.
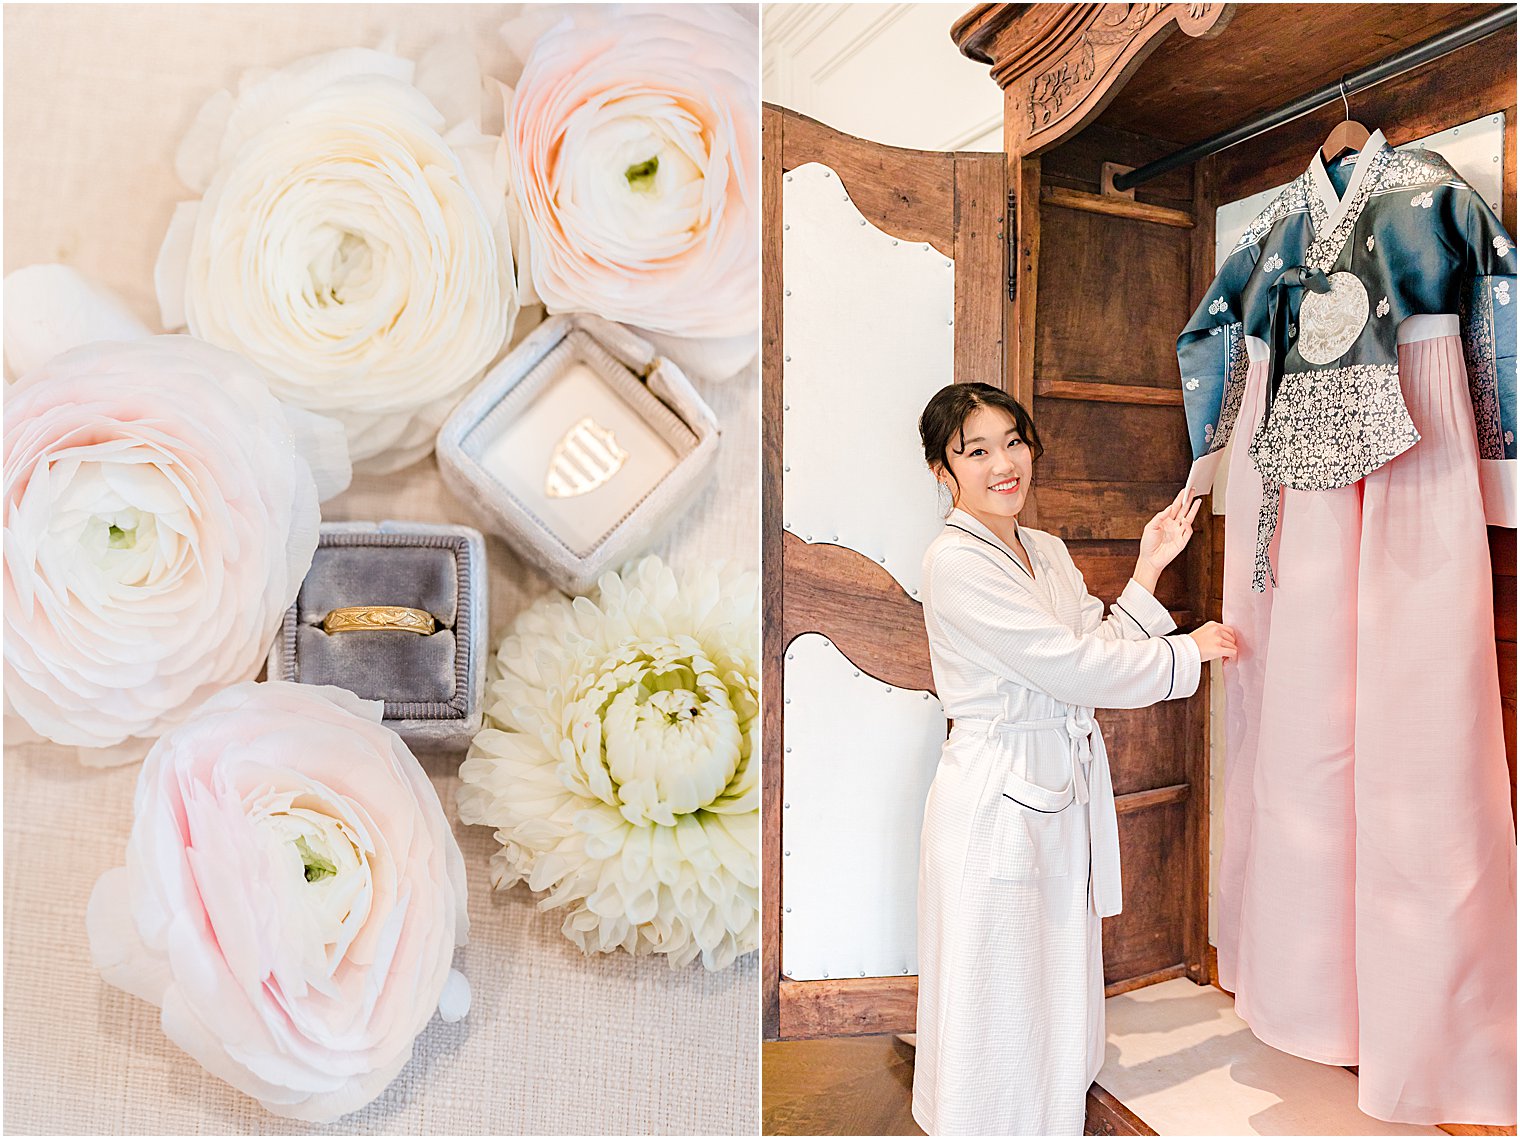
[[3, 277, 349, 763], [88, 681, 471, 1124], [504, 6, 759, 379]]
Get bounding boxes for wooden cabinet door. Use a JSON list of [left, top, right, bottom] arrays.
[[762, 104, 1007, 1040], [762, 101, 1210, 1041]]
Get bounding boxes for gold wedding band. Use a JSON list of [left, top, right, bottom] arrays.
[[322, 606, 437, 635]]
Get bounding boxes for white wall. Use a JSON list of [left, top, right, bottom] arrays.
[[763, 3, 1003, 152]]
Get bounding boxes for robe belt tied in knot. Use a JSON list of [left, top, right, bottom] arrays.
[[956, 708, 1122, 918], [1251, 265, 1332, 593]]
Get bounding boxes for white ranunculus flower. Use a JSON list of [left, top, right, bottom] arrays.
[[458, 556, 758, 970], [2, 263, 153, 378], [88, 681, 470, 1123], [156, 42, 518, 472], [4, 268, 349, 762], [501, 7, 759, 381]]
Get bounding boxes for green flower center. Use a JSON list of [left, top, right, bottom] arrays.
[[625, 155, 659, 193], [107, 524, 135, 549], [294, 835, 337, 883]]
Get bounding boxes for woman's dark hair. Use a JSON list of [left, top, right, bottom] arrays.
[[919, 383, 1043, 499]]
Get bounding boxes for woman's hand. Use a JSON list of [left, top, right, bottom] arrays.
[[1134, 487, 1203, 591], [1189, 621, 1238, 662]]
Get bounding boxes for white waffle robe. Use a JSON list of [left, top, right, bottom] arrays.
[[912, 508, 1202, 1136]]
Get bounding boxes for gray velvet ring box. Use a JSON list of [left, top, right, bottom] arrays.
[[266, 521, 487, 751], [437, 313, 720, 595]]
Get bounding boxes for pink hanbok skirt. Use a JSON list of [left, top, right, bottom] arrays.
[[1216, 323, 1517, 1126]]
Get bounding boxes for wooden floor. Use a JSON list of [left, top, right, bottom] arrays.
[[763, 1009, 1516, 1137], [763, 1035, 923, 1136]]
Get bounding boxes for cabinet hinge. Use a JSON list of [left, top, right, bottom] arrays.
[[1006, 190, 1018, 303]]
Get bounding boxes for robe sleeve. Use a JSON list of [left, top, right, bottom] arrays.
[[1085, 578, 1178, 642], [1457, 190, 1517, 527], [1057, 540, 1177, 642], [1176, 240, 1258, 498], [927, 545, 1200, 709]]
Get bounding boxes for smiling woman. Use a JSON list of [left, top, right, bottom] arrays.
[[919, 382, 1044, 570], [911, 381, 1235, 1135]]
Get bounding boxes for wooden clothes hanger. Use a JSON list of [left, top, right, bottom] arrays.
[[1321, 76, 1373, 162]]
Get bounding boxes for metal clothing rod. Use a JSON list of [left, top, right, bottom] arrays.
[[1111, 7, 1517, 192]]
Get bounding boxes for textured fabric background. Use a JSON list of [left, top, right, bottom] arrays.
[[2, 5, 760, 1133]]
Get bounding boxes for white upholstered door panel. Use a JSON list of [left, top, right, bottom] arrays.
[[781, 632, 944, 981], [782, 160, 953, 600]]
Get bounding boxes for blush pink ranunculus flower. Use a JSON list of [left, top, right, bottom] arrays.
[[87, 681, 471, 1123], [504, 6, 759, 377], [3, 281, 350, 763]]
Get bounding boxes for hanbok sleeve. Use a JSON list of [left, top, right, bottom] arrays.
[[928, 545, 1200, 709], [1457, 191, 1517, 526], [1176, 240, 1258, 497]]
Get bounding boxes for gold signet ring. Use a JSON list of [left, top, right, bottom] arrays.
[[322, 606, 437, 635]]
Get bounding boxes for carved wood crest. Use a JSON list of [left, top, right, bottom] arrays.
[[954, 3, 1231, 155]]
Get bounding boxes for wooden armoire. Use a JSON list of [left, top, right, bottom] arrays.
[[764, 2, 1515, 1129]]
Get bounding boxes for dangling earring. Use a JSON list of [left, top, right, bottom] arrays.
[[937, 479, 954, 518]]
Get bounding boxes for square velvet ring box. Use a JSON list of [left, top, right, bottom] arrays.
[[437, 313, 721, 595], [266, 521, 487, 751]]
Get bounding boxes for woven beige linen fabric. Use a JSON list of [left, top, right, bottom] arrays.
[[2, 5, 760, 1134]]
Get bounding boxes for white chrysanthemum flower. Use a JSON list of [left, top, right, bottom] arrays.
[[458, 557, 758, 970]]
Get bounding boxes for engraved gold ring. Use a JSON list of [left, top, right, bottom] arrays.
[[322, 606, 437, 635]]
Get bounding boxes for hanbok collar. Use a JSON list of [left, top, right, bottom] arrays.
[[945, 508, 1035, 580], [1308, 128, 1388, 237]]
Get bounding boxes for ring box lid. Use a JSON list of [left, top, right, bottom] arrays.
[[437, 313, 720, 594]]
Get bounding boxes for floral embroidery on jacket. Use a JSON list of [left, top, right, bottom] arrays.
[[1205, 326, 1251, 458], [1250, 363, 1418, 493], [1307, 147, 1391, 267], [1231, 172, 1315, 252], [1463, 281, 1505, 460]]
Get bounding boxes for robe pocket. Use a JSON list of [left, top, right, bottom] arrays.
[[989, 769, 1076, 881]]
